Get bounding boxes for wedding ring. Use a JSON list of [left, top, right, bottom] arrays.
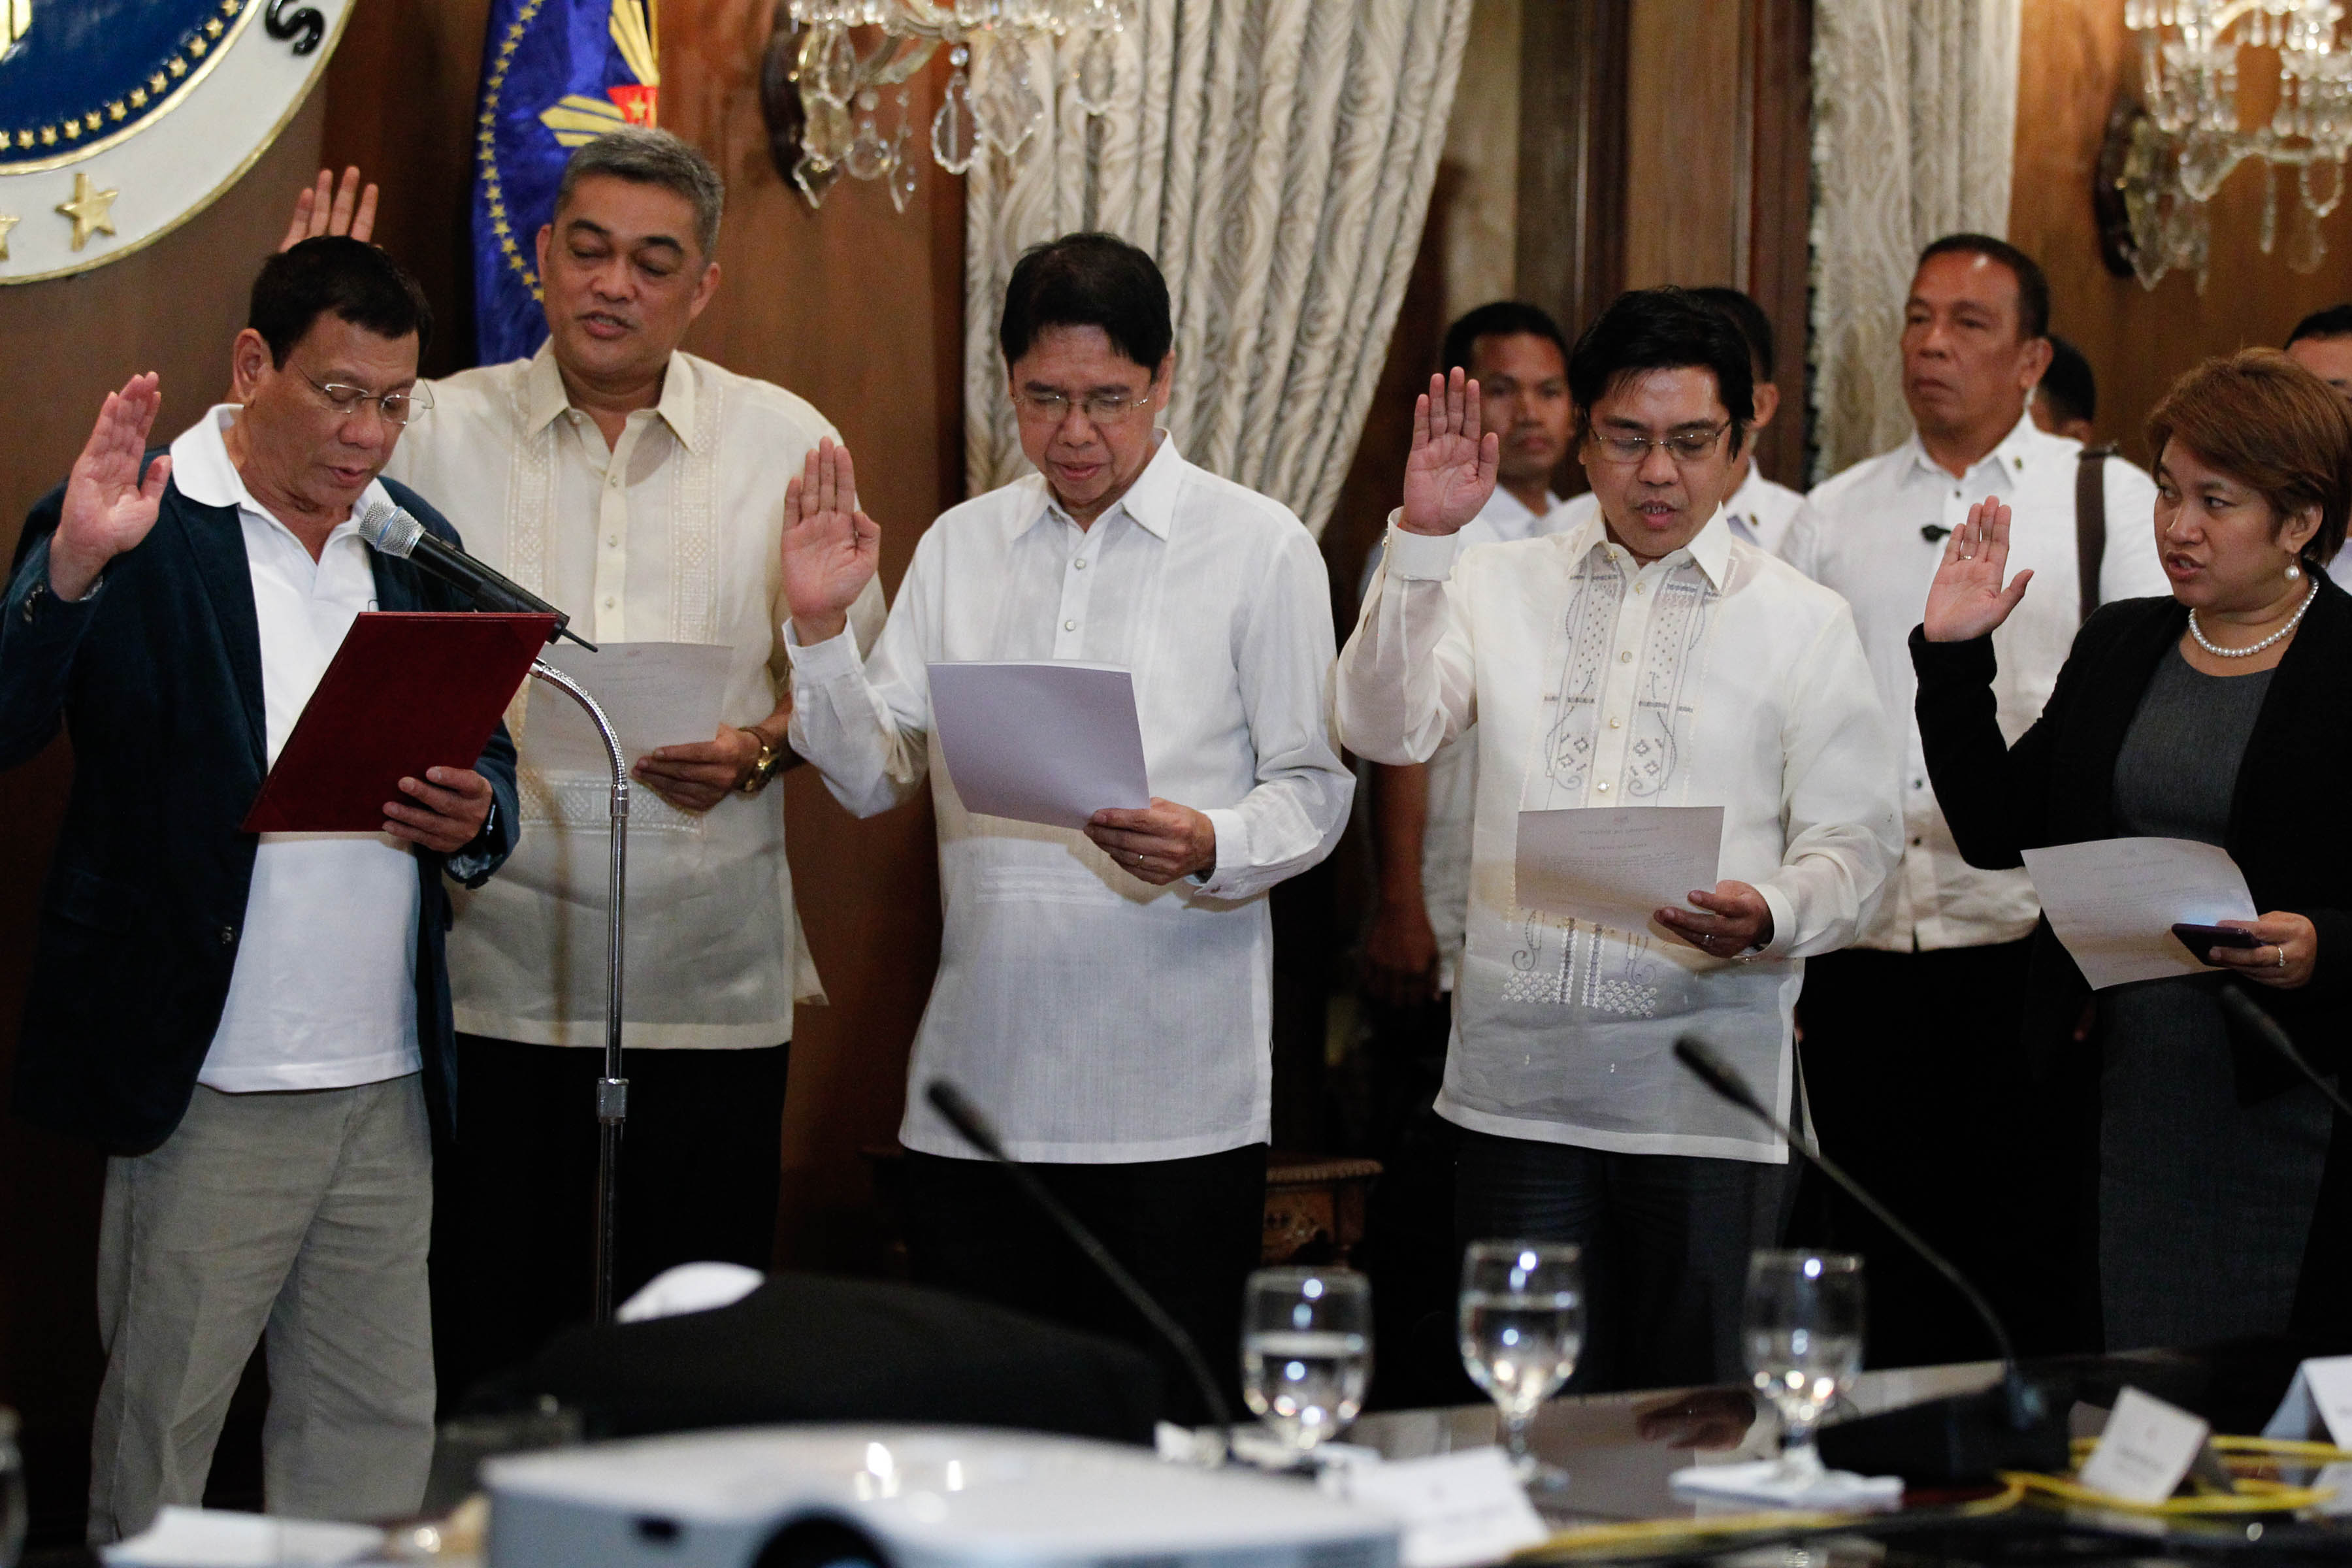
[[2278, 945, 2287, 968]]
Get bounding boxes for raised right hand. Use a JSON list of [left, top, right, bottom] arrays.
[[1399, 368, 1499, 537], [280, 166, 378, 252], [51, 374, 170, 601], [1921, 495, 2033, 643], [781, 438, 881, 645]]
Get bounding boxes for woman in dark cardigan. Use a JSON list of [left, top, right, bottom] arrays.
[[1911, 349, 2352, 1352]]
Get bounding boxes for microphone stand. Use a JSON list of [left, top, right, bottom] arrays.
[[523, 660, 632, 1324]]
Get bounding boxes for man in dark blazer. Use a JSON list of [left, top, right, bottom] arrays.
[[0, 238, 520, 1543]]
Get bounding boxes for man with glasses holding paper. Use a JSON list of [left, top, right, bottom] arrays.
[[778, 231, 1352, 1416], [1337, 287, 1897, 1392]]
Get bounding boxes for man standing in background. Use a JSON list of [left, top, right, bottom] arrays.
[[1778, 234, 2168, 1363], [1361, 303, 1575, 1096], [2284, 303, 2352, 396]]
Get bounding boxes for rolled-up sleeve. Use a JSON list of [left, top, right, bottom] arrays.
[[1334, 515, 1478, 766], [1754, 605, 1903, 959], [1193, 527, 1355, 902]]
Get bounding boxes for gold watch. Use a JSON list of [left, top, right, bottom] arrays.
[[738, 729, 786, 794]]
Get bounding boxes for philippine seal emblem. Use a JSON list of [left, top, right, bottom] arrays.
[[0, 0, 352, 283]]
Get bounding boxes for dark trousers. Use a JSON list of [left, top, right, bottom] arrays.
[[1354, 996, 1473, 1409], [1794, 939, 2068, 1362], [902, 1145, 1267, 1425], [1453, 1128, 1783, 1394], [429, 1036, 789, 1409]]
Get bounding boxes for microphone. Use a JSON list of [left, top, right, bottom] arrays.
[[1920, 524, 1952, 544], [1671, 1036, 2066, 1482], [923, 1079, 1235, 1436], [357, 498, 594, 649], [2217, 984, 2352, 1122]]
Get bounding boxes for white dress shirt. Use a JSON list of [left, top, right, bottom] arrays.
[[172, 408, 421, 1092], [789, 436, 1354, 1163], [1778, 412, 2170, 951], [1337, 508, 1899, 1162], [1360, 487, 1571, 993], [1546, 465, 1804, 553], [382, 344, 883, 1049]]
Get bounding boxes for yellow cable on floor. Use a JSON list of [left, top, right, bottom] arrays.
[[2008, 1465, 2334, 1515], [1511, 1477, 2026, 1560]]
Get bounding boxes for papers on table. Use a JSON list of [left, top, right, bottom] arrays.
[[2020, 837, 2257, 990], [101, 1505, 384, 1566], [928, 661, 1151, 829], [524, 642, 732, 771], [1668, 1458, 1902, 1511], [2077, 1386, 2211, 1505], [1316, 1447, 1548, 1568], [2265, 1354, 2352, 1446], [1514, 806, 1725, 935]]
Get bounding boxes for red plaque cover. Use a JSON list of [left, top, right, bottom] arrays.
[[240, 612, 555, 834]]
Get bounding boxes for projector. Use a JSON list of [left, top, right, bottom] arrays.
[[484, 1426, 1403, 1568]]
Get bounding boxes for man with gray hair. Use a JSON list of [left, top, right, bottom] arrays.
[[286, 131, 882, 1396]]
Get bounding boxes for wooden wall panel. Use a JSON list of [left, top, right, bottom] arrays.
[[2012, 1, 2352, 463], [1622, 0, 1749, 293]]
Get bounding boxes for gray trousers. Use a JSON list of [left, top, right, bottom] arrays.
[[88, 1076, 435, 1544]]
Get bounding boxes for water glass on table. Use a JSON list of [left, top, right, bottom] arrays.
[[1458, 1240, 1584, 1490], [1744, 1249, 1865, 1480], [1241, 1266, 1373, 1463]]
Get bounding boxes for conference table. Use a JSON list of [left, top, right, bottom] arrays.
[[1352, 1337, 2352, 1563]]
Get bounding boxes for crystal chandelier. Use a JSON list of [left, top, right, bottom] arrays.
[[777, 0, 1134, 212], [2119, 0, 2352, 286]]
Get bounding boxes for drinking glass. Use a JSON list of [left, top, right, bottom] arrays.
[[1458, 1241, 1584, 1488], [1743, 1250, 1865, 1480], [1240, 1267, 1373, 1462]]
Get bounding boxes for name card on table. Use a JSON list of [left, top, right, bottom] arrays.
[[2264, 1355, 2352, 1446], [2078, 1386, 2210, 1505], [1319, 1448, 1548, 1568]]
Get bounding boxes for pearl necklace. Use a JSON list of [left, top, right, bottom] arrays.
[[2187, 580, 2317, 658]]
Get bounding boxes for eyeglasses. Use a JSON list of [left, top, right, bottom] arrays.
[[1585, 422, 1729, 466], [302, 373, 433, 427], [1013, 388, 1154, 426]]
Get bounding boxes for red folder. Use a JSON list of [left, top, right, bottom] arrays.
[[240, 612, 555, 834]]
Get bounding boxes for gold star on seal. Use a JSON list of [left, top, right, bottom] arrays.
[[57, 172, 119, 252], [0, 213, 18, 263]]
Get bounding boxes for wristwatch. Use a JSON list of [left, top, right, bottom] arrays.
[[738, 729, 787, 795]]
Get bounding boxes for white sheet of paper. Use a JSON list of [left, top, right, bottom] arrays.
[[928, 661, 1151, 830], [101, 1506, 384, 1567], [2264, 1355, 2352, 1446], [1514, 806, 1725, 935], [2078, 1386, 2210, 1505], [2020, 837, 2257, 990], [523, 642, 732, 772], [1318, 1447, 1547, 1568]]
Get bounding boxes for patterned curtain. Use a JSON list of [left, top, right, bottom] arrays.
[[962, 0, 1475, 538], [1810, 0, 2021, 480]]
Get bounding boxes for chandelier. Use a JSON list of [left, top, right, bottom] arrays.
[[2116, 0, 2352, 287], [774, 1, 1134, 212]]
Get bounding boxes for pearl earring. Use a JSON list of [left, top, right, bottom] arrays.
[[2288, 560, 2304, 581]]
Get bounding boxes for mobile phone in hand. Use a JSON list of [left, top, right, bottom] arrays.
[[2172, 921, 2261, 962]]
